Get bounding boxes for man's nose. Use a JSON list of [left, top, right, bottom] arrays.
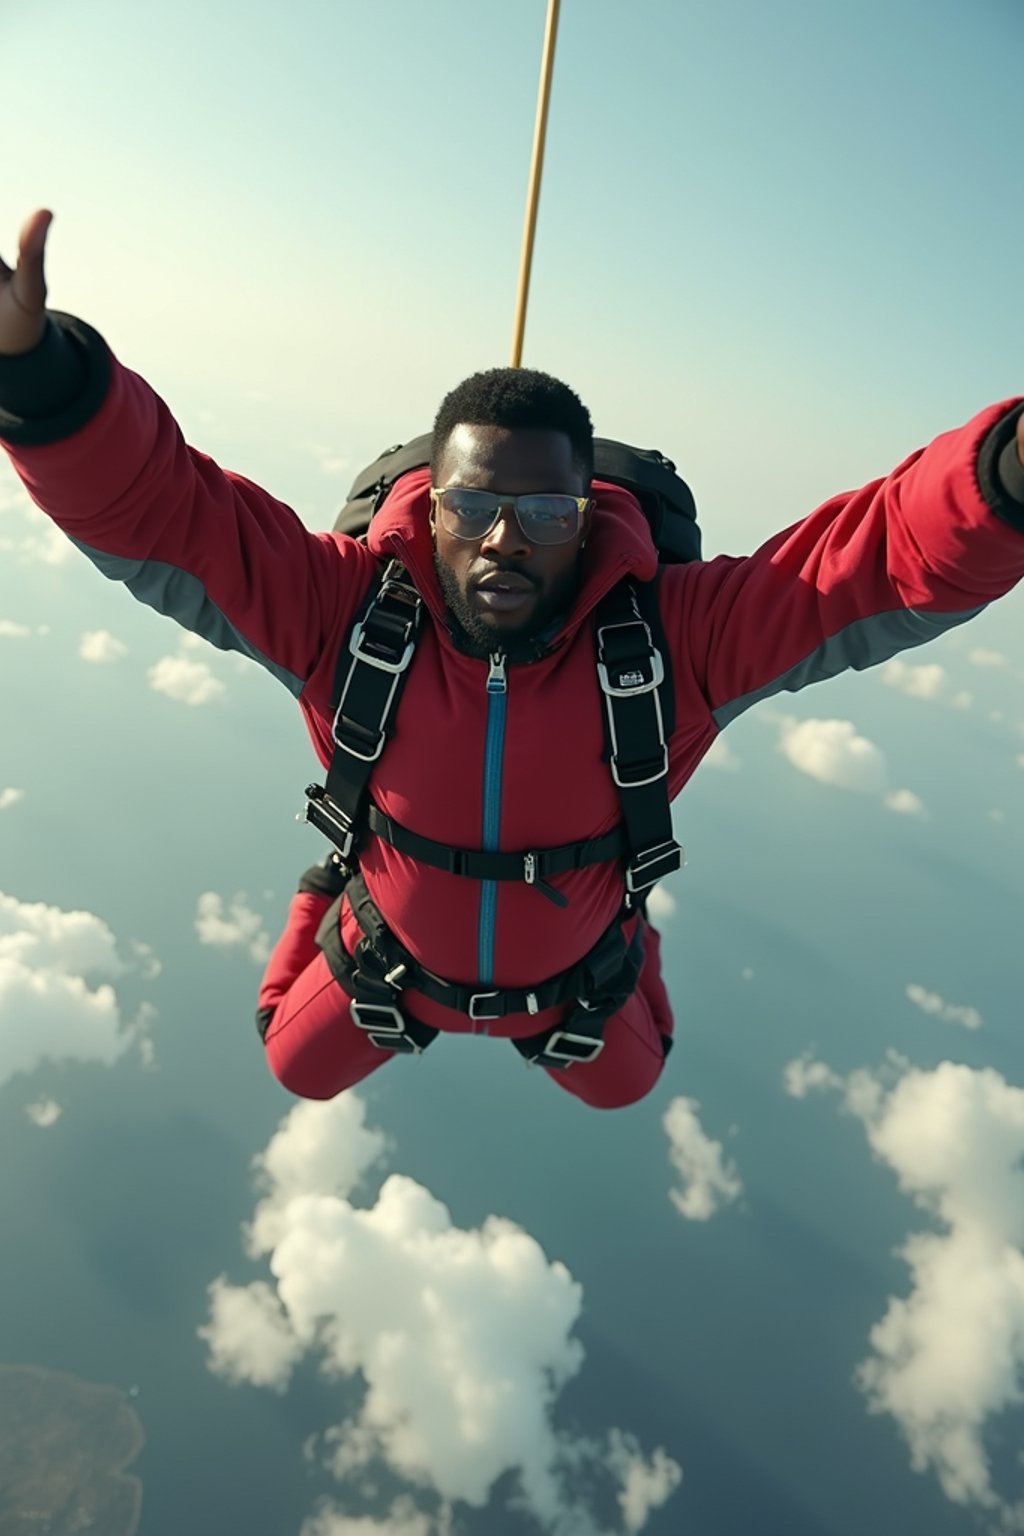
[[480, 506, 531, 558]]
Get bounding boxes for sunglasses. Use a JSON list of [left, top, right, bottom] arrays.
[[430, 486, 591, 546]]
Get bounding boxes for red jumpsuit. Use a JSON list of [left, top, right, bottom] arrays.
[[2, 315, 1023, 1109]]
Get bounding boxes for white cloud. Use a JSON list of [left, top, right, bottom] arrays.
[[202, 1277, 305, 1391], [16, 523, 72, 565], [777, 717, 886, 795], [194, 892, 271, 965], [202, 1097, 682, 1534], [0, 789, 24, 811], [24, 1096, 62, 1127], [643, 885, 676, 923], [951, 691, 973, 711], [783, 1054, 844, 1099], [776, 717, 930, 818], [607, 1431, 684, 1533], [128, 940, 162, 981], [882, 659, 946, 700], [789, 1054, 1024, 1526], [0, 619, 31, 638], [78, 629, 128, 663], [968, 648, 1008, 669], [148, 654, 226, 705], [663, 1096, 742, 1221], [299, 1499, 436, 1536], [702, 736, 740, 771], [0, 890, 155, 1089], [884, 789, 928, 819], [905, 985, 982, 1032]]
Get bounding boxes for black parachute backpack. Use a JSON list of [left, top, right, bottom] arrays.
[[333, 431, 701, 562], [296, 432, 702, 1070]]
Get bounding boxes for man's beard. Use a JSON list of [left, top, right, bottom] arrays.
[[433, 553, 581, 664]]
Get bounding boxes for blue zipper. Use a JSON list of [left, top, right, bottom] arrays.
[[477, 651, 508, 993]]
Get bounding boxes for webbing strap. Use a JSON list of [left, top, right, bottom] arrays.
[[304, 561, 421, 861], [364, 802, 627, 886], [305, 570, 680, 907], [594, 578, 682, 902], [320, 873, 644, 1024]]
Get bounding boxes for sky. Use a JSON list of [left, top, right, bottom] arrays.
[[2, 2, 1024, 1534]]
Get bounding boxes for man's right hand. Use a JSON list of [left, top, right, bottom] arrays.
[[0, 210, 52, 356]]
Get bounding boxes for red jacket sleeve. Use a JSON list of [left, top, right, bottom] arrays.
[[0, 319, 373, 697], [659, 400, 1024, 727]]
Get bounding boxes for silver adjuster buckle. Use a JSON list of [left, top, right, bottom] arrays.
[[534, 1029, 604, 1067], [625, 839, 682, 893], [468, 991, 502, 1021], [596, 619, 665, 697], [350, 1000, 421, 1053], [348, 576, 421, 674], [303, 786, 357, 859], [348, 614, 417, 675]]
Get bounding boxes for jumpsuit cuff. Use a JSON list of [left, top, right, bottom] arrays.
[[0, 312, 111, 445], [978, 402, 1024, 533]]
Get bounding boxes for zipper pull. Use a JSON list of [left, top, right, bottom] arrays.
[[486, 652, 507, 694]]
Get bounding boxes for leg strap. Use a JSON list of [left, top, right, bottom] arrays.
[[315, 895, 439, 1055], [314, 877, 645, 1068]]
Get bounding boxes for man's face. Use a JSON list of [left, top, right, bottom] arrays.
[[431, 424, 591, 659]]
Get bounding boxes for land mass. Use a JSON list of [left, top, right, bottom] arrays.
[[0, 1364, 144, 1536]]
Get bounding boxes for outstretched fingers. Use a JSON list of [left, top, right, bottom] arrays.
[[0, 208, 53, 353]]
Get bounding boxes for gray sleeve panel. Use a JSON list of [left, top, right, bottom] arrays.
[[712, 602, 985, 729], [69, 535, 306, 699]]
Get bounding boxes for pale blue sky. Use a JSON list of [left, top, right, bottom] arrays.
[[7, 0, 1024, 558]]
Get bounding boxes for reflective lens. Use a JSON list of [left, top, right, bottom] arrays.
[[435, 489, 582, 545]]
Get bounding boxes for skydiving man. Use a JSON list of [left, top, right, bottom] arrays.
[[2, 209, 1023, 1109]]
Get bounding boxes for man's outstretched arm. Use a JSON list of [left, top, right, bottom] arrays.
[[0, 209, 375, 698], [658, 398, 1024, 733]]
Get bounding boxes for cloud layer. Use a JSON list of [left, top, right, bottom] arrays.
[[200, 1096, 682, 1534], [194, 892, 272, 965], [0, 890, 156, 1089], [774, 715, 927, 817], [148, 654, 226, 705], [663, 1096, 743, 1221], [785, 1052, 1024, 1526]]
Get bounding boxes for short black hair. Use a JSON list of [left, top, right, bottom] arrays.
[[430, 367, 594, 483]]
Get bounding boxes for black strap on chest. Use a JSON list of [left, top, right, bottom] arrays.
[[303, 560, 423, 863], [594, 574, 682, 902], [303, 564, 681, 903]]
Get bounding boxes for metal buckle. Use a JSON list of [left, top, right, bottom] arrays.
[[303, 785, 356, 859], [350, 1000, 421, 1053], [534, 1029, 604, 1066], [348, 579, 420, 674], [468, 991, 502, 1021], [596, 619, 664, 697], [625, 839, 681, 893]]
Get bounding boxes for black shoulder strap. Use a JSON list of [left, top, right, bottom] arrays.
[[594, 574, 682, 904], [304, 567, 682, 908], [303, 560, 423, 863]]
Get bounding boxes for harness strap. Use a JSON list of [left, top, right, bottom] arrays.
[[365, 801, 627, 890], [594, 578, 682, 903], [304, 560, 422, 862], [314, 874, 645, 1067], [305, 569, 681, 910]]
